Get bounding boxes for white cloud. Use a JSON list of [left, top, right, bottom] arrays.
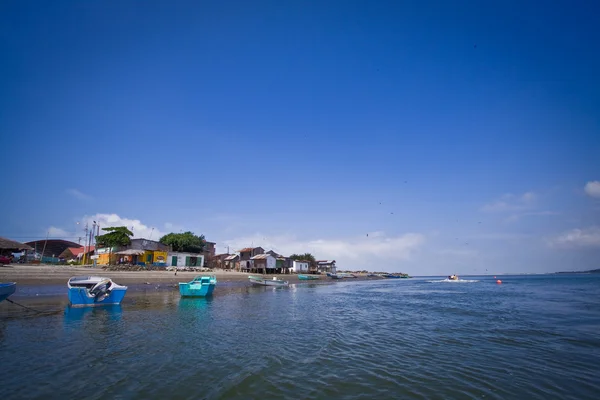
[[481, 191, 536, 212], [549, 227, 600, 248], [48, 226, 69, 237], [81, 213, 165, 240], [66, 188, 91, 200], [220, 231, 425, 269], [584, 181, 600, 199]]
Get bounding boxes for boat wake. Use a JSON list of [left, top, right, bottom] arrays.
[[427, 279, 480, 283]]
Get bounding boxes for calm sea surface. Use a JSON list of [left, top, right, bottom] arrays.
[[1, 274, 600, 399]]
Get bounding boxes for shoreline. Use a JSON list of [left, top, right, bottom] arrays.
[[0, 264, 380, 308], [1, 263, 367, 285]]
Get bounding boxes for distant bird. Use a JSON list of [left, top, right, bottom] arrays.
[[367, 234, 369, 237], [390, 212, 394, 215], [404, 181, 407, 183], [478, 221, 482, 224]]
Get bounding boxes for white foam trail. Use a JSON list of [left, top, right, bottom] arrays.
[[426, 279, 480, 283]]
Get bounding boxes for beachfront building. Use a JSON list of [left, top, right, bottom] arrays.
[[238, 247, 265, 272], [251, 253, 277, 273], [166, 252, 205, 268], [202, 241, 216, 267], [276, 256, 292, 274], [317, 260, 337, 274], [223, 254, 239, 270], [97, 238, 169, 266], [59, 246, 95, 262], [209, 253, 230, 269], [291, 260, 309, 273]]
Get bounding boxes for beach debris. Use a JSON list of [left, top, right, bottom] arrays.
[[144, 282, 151, 285]]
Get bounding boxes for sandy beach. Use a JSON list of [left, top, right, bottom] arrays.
[[0, 263, 378, 288]]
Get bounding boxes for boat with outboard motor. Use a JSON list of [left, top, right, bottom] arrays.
[[248, 276, 289, 287], [179, 275, 217, 297], [448, 275, 459, 281], [67, 276, 128, 307], [0, 282, 16, 302], [298, 274, 320, 281]]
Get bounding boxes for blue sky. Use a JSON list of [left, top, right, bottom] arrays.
[[1, 1, 599, 274]]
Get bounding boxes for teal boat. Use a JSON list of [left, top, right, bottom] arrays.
[[298, 274, 319, 280], [179, 276, 217, 297]]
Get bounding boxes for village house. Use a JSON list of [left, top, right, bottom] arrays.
[[223, 254, 239, 270], [166, 252, 204, 268], [250, 253, 277, 273], [208, 253, 230, 269], [238, 247, 264, 272], [97, 238, 169, 266], [59, 246, 95, 262], [291, 260, 310, 273], [202, 241, 216, 266], [317, 260, 337, 274]]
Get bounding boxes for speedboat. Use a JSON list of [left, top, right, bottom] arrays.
[[298, 274, 320, 281], [448, 275, 459, 281], [0, 282, 16, 302], [179, 275, 217, 297], [248, 276, 289, 287], [67, 276, 128, 307]]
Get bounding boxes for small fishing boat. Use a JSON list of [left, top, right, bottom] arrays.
[[338, 273, 357, 278], [298, 274, 320, 281], [0, 282, 16, 302], [248, 276, 289, 287], [67, 276, 128, 307], [327, 273, 342, 279], [179, 275, 217, 297], [448, 275, 459, 281]]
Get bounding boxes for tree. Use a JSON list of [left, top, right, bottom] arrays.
[[289, 253, 316, 262], [159, 231, 206, 253], [95, 226, 133, 265]]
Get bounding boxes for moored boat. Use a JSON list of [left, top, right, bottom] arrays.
[[0, 282, 16, 302], [248, 276, 289, 287], [179, 275, 217, 297], [298, 274, 319, 281], [67, 276, 127, 307]]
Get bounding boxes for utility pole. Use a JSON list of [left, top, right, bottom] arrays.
[[82, 222, 89, 265]]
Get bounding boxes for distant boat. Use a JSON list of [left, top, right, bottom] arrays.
[[67, 276, 128, 307], [337, 273, 357, 278], [298, 274, 319, 281], [448, 275, 459, 281], [179, 275, 217, 297], [0, 282, 16, 302], [327, 273, 342, 279], [248, 276, 289, 287]]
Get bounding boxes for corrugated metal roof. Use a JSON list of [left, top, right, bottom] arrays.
[[251, 254, 273, 260], [224, 254, 239, 261], [239, 247, 254, 252]]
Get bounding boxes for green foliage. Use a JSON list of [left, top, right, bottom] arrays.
[[159, 231, 206, 253], [96, 226, 133, 248], [289, 253, 316, 262]]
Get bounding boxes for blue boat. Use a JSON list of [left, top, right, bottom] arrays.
[[298, 274, 320, 281], [179, 275, 217, 297], [0, 282, 16, 302], [67, 276, 128, 307]]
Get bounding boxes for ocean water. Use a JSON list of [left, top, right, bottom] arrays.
[[1, 274, 600, 399]]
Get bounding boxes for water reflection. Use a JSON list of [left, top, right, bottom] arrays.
[[178, 296, 214, 311], [64, 304, 123, 323]]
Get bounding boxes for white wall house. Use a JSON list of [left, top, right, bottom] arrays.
[[317, 260, 336, 274], [291, 260, 309, 273], [167, 252, 205, 268]]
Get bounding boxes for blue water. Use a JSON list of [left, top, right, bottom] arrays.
[[1, 274, 600, 399]]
